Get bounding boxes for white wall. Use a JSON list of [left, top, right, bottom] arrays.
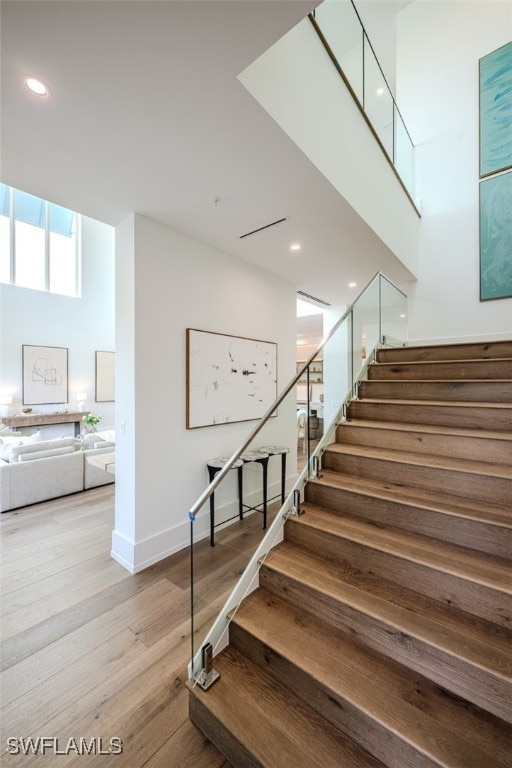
[[0, 216, 115, 437], [239, 16, 420, 280], [397, 1, 512, 343], [112, 214, 297, 573]]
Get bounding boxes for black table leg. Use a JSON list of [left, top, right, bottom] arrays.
[[281, 453, 286, 504], [260, 456, 269, 529], [238, 465, 244, 519]]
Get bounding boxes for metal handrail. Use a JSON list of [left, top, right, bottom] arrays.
[[188, 271, 404, 521]]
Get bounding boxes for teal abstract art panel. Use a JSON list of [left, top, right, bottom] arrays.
[[480, 41, 512, 177], [480, 171, 512, 301]]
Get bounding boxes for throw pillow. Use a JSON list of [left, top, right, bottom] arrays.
[[25, 430, 43, 444]]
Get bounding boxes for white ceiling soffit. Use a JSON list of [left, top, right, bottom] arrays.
[[1, 0, 413, 307]]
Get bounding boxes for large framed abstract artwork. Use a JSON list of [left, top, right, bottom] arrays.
[[95, 350, 115, 402], [22, 344, 68, 405], [186, 328, 277, 429], [480, 171, 512, 301], [479, 41, 512, 178]]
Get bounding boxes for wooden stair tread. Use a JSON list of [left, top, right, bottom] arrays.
[[324, 442, 512, 479], [230, 589, 511, 768], [311, 469, 512, 526], [354, 398, 512, 409], [377, 340, 512, 361], [263, 543, 512, 680], [373, 357, 512, 366], [189, 645, 385, 768], [340, 418, 512, 442], [293, 503, 512, 592]]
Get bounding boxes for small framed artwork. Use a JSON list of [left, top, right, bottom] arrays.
[[480, 171, 512, 301], [186, 329, 277, 428], [23, 344, 68, 405], [95, 351, 115, 402], [479, 41, 512, 178]]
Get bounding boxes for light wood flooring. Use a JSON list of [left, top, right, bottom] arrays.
[[0, 486, 273, 767]]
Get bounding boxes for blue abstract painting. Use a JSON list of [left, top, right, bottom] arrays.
[[480, 41, 512, 177], [480, 171, 512, 301]]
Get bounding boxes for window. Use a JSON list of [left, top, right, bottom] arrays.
[[0, 184, 81, 297]]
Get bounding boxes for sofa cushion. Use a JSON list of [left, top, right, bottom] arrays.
[[18, 446, 76, 462], [8, 441, 50, 462]]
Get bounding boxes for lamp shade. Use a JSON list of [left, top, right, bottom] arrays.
[[76, 392, 87, 401], [0, 395, 12, 406]]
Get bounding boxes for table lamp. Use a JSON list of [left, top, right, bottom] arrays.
[[76, 393, 87, 412], [0, 395, 12, 418]]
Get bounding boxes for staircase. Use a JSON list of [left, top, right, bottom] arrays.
[[188, 340, 512, 768]]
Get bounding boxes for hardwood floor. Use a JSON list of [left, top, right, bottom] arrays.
[[0, 486, 269, 767]]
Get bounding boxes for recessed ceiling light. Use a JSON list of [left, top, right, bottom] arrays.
[[290, 243, 301, 251], [376, 87, 385, 96], [24, 77, 51, 98], [400, 313, 407, 318], [348, 282, 357, 288]]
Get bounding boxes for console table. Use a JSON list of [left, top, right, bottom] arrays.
[[2, 411, 89, 437]]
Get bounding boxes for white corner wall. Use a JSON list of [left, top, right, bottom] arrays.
[[397, 1, 512, 344], [112, 214, 297, 573], [0, 216, 115, 436], [239, 16, 420, 280]]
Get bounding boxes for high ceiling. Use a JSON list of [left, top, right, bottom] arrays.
[[1, 0, 413, 307]]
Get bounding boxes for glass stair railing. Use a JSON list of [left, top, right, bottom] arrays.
[[188, 273, 407, 687], [310, 0, 418, 211]]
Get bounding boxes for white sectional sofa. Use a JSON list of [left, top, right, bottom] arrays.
[[0, 432, 115, 513]]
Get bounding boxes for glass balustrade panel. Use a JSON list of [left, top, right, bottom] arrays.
[[363, 36, 394, 160], [314, 0, 364, 104], [351, 274, 380, 389], [394, 106, 415, 198], [189, 369, 301, 679], [380, 274, 408, 346]]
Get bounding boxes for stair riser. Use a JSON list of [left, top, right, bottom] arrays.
[[260, 566, 512, 722], [347, 400, 512, 431], [305, 482, 512, 560], [377, 341, 512, 363], [335, 424, 512, 465], [189, 693, 260, 768], [369, 360, 512, 381], [229, 622, 441, 768], [358, 380, 512, 403], [321, 452, 511, 506], [284, 522, 511, 629]]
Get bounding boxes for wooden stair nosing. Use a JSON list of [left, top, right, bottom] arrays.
[[188, 646, 386, 768], [305, 473, 512, 561], [335, 420, 512, 466], [323, 443, 512, 480], [228, 589, 511, 768], [358, 379, 512, 403], [376, 340, 512, 363], [259, 545, 512, 722], [321, 447, 512, 506], [309, 470, 512, 527], [368, 358, 512, 381], [347, 399, 512, 431], [284, 512, 512, 628], [292, 503, 512, 590]]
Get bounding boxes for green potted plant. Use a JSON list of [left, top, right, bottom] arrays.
[[82, 413, 101, 433]]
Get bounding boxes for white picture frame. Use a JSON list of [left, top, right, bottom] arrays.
[[186, 328, 277, 429]]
